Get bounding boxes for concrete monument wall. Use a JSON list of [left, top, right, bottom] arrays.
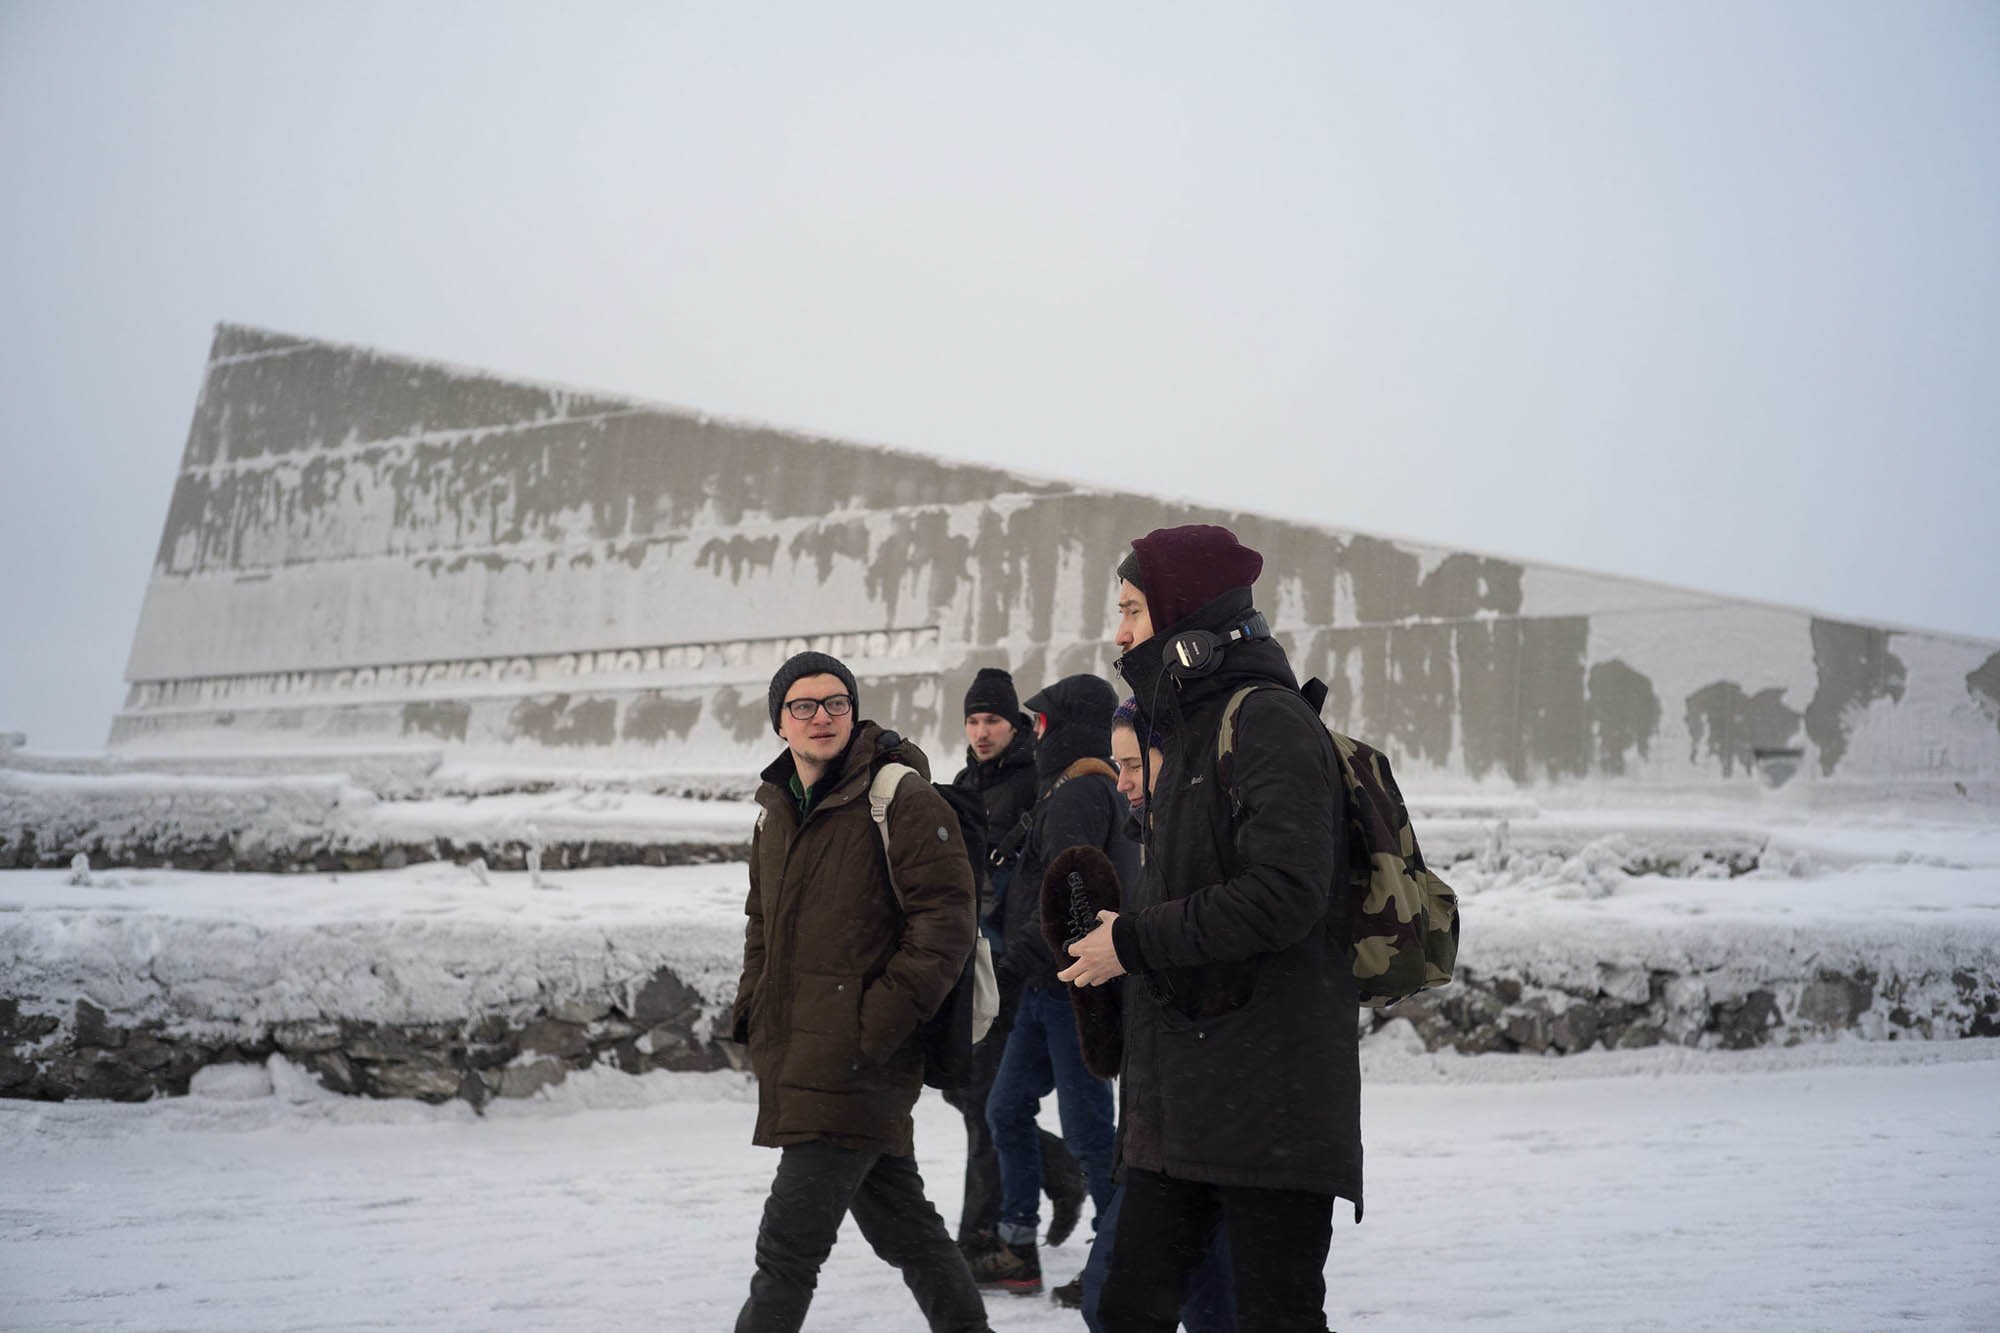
[[110, 324, 2000, 806]]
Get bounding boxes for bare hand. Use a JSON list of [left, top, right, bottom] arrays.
[[1057, 911, 1126, 987]]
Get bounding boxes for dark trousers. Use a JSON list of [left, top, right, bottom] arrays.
[[735, 1141, 991, 1333], [940, 988, 1085, 1242], [1080, 1182, 1236, 1333], [1098, 1167, 1335, 1333]]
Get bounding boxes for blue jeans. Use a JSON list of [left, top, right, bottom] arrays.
[[1081, 1185, 1236, 1333], [985, 984, 1117, 1240]]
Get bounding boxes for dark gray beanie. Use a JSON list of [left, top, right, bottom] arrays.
[[963, 667, 1020, 720], [767, 651, 859, 733], [1115, 549, 1144, 592]]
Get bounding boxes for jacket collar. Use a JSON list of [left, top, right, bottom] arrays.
[[1115, 587, 1300, 738], [962, 720, 1036, 785], [758, 721, 910, 820]]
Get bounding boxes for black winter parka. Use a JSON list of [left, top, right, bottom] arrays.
[[952, 719, 1039, 850], [952, 720, 1039, 925], [1111, 588, 1361, 1212]]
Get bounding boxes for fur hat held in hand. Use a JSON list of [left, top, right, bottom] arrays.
[[1042, 845, 1124, 1079]]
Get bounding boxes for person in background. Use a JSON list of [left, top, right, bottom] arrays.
[[973, 674, 1136, 1297], [1108, 697, 1166, 828], [946, 666, 1087, 1261]]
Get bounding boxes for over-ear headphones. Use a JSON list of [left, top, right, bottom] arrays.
[[1164, 612, 1271, 680]]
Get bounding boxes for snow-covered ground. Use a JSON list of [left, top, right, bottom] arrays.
[[3, 1041, 1996, 1331], [5, 808, 2000, 1328]]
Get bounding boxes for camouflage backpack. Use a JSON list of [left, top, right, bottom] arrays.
[[1217, 684, 1460, 1007]]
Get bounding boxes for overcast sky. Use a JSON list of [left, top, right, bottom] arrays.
[[3, 1, 1996, 751]]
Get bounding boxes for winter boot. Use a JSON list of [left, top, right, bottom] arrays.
[[967, 1240, 1042, 1296], [957, 1227, 999, 1263], [1051, 1274, 1084, 1309], [1038, 1129, 1084, 1241], [1045, 1181, 1085, 1247]]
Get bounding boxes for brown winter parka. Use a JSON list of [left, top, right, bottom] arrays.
[[730, 722, 976, 1157]]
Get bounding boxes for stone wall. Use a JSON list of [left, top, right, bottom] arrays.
[[0, 831, 747, 874], [1, 965, 740, 1108], [9, 953, 1994, 1105], [1380, 960, 2000, 1056]]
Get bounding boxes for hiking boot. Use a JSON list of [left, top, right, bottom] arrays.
[[967, 1240, 1042, 1295], [1051, 1274, 1084, 1309], [1045, 1184, 1085, 1247]]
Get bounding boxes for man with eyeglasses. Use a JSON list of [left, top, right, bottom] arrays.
[[729, 650, 992, 1333]]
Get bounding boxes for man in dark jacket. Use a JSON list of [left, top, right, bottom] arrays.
[[953, 667, 1040, 885], [973, 673, 1138, 1295], [945, 666, 1088, 1258], [1060, 526, 1359, 1333], [730, 651, 991, 1333]]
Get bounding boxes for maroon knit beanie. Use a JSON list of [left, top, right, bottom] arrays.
[[1126, 524, 1264, 633]]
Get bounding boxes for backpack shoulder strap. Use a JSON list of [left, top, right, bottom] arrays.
[[1214, 685, 1266, 771], [1216, 682, 1305, 794], [868, 761, 919, 905], [868, 761, 999, 1045]]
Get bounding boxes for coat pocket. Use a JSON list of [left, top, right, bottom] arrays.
[[782, 970, 866, 1091], [857, 975, 924, 1070], [1155, 992, 1276, 1168], [1154, 961, 1345, 1179]]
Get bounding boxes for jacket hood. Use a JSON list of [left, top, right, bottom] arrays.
[[1114, 587, 1300, 737], [1023, 674, 1120, 784]]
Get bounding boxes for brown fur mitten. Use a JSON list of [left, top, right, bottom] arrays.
[[1041, 845, 1124, 1079]]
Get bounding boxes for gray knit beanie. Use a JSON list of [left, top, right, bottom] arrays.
[[767, 652, 859, 733]]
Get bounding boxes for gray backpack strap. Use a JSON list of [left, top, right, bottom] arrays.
[[867, 761, 919, 905], [866, 760, 999, 1043]]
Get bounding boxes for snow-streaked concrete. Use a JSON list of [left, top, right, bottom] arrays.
[[105, 325, 2000, 804]]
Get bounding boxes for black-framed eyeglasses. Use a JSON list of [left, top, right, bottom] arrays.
[[783, 694, 854, 721]]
